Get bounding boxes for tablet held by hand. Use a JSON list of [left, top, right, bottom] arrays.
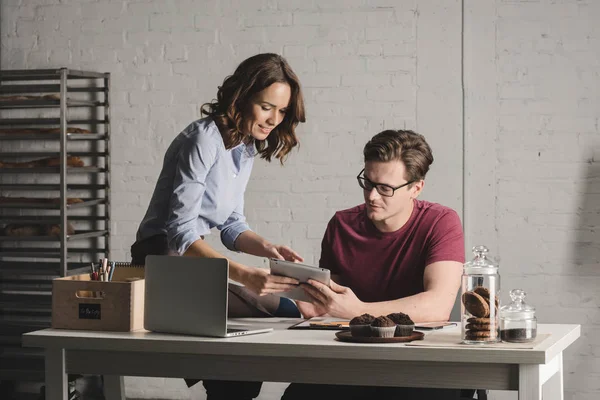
[[269, 258, 331, 302]]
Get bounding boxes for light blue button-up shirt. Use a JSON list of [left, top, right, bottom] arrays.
[[136, 117, 256, 254]]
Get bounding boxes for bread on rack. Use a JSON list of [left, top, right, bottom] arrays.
[[3, 222, 76, 237], [52, 197, 84, 205], [0, 196, 84, 205], [0, 94, 61, 101], [0, 127, 91, 135], [45, 223, 76, 236], [46, 127, 90, 134], [0, 156, 85, 168]]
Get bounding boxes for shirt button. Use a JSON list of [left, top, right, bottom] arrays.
[[233, 173, 237, 178]]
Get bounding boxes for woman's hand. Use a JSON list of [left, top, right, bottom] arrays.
[[242, 267, 299, 296], [264, 243, 304, 262], [234, 232, 304, 262]]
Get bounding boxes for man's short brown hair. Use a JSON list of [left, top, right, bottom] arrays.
[[363, 129, 434, 182]]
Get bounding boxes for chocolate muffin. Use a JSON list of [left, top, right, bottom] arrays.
[[387, 312, 415, 337], [387, 312, 414, 325], [349, 313, 375, 337], [370, 316, 396, 338]]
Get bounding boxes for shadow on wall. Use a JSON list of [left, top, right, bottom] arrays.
[[572, 154, 600, 310], [566, 150, 600, 392]]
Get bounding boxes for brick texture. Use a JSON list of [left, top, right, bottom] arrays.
[[2, 0, 597, 399]]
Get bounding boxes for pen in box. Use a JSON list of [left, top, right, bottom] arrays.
[[102, 258, 108, 281], [108, 261, 116, 281]]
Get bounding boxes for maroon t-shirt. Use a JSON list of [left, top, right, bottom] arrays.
[[319, 200, 465, 303]]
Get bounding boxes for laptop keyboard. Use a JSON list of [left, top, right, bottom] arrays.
[[227, 328, 247, 333]]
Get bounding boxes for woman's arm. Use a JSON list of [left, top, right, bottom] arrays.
[[234, 230, 303, 262], [183, 238, 299, 296]]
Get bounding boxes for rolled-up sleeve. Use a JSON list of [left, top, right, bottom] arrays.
[[318, 214, 340, 274], [166, 136, 217, 254], [218, 196, 251, 251]]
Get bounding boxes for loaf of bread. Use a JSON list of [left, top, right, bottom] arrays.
[[0, 156, 85, 168], [0, 127, 91, 135], [3, 222, 76, 237], [0, 94, 61, 101], [0, 197, 84, 205]]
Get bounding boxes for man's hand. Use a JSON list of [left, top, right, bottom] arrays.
[[264, 243, 304, 262], [301, 279, 365, 319], [242, 267, 299, 296]]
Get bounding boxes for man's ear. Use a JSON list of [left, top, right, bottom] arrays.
[[411, 180, 424, 199]]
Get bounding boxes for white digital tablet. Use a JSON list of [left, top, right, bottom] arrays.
[[269, 258, 331, 302]]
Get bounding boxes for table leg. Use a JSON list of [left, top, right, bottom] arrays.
[[45, 348, 68, 400], [103, 375, 125, 400], [519, 362, 542, 400], [543, 353, 564, 400]]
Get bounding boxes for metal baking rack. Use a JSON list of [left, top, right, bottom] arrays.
[[0, 68, 111, 391]]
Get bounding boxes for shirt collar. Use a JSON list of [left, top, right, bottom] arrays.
[[243, 141, 257, 158], [233, 141, 257, 158]]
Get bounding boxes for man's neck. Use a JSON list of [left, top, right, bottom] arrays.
[[372, 199, 415, 233]]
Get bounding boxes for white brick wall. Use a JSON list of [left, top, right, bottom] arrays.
[[2, 0, 599, 399], [464, 2, 600, 400]]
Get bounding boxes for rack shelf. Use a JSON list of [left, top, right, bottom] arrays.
[[0, 184, 106, 190], [0, 84, 105, 94], [0, 118, 106, 125], [0, 261, 91, 276], [0, 198, 106, 209], [0, 216, 106, 224], [0, 230, 108, 242], [0, 166, 106, 174], [0, 247, 106, 258], [0, 151, 107, 158], [0, 69, 106, 81], [0, 133, 106, 140], [0, 99, 105, 109]]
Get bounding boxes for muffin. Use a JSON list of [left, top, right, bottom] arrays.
[[370, 316, 396, 338], [349, 313, 375, 337], [387, 312, 415, 337]]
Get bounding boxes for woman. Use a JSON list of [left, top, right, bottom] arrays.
[[130, 53, 306, 399]]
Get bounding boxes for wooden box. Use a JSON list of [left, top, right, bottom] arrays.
[[52, 267, 145, 331]]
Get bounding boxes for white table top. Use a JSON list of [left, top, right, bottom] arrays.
[[23, 319, 580, 365]]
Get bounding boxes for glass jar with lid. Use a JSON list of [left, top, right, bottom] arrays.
[[461, 245, 500, 344], [500, 289, 537, 343]]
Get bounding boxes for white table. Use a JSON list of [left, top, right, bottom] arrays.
[[22, 320, 580, 400]]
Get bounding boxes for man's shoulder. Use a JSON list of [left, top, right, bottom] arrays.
[[323, 205, 366, 238], [332, 204, 366, 221], [414, 200, 462, 233], [415, 199, 459, 219]]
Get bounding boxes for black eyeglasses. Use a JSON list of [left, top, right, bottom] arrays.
[[356, 168, 414, 197]]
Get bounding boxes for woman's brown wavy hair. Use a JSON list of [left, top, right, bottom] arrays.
[[201, 53, 306, 164]]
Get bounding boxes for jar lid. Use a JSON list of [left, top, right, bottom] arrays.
[[500, 289, 536, 320], [463, 245, 498, 275]]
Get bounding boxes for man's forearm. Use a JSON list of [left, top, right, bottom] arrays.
[[360, 291, 455, 323], [234, 230, 272, 258], [183, 238, 252, 285]]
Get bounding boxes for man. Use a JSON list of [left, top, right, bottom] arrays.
[[284, 129, 469, 400]]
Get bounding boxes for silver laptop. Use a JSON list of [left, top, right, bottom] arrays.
[[144, 255, 273, 338]]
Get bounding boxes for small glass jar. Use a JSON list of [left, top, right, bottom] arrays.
[[500, 289, 537, 343], [461, 245, 500, 344]]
